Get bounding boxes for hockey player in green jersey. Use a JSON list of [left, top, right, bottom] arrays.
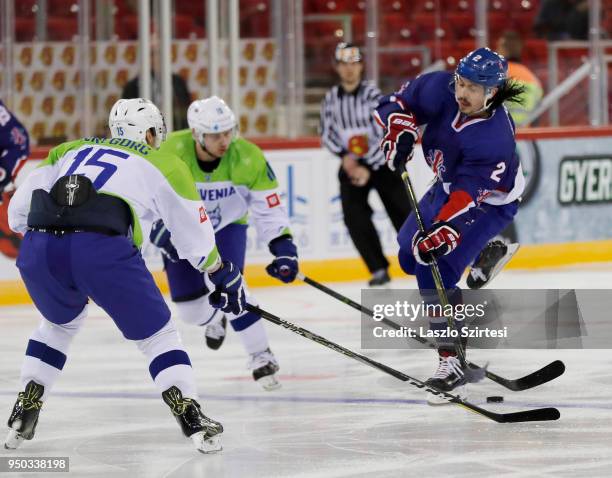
[[151, 96, 299, 391], [5, 98, 249, 453]]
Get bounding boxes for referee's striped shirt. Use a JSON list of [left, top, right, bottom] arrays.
[[320, 80, 385, 170]]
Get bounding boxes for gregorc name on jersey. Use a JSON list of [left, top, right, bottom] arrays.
[[200, 186, 237, 201], [558, 156, 612, 205], [84, 137, 150, 155]]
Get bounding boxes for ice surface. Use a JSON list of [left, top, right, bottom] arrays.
[[1, 265, 611, 477]]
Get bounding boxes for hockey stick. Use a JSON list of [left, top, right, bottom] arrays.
[[296, 272, 566, 392], [399, 171, 469, 366], [247, 304, 559, 423]]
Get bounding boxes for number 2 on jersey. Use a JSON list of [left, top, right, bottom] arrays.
[[64, 147, 129, 189], [490, 161, 506, 182]]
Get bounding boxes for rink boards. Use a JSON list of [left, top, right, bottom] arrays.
[[0, 126, 611, 303]]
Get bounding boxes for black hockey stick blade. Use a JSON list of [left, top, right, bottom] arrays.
[[248, 304, 561, 423], [298, 273, 566, 392], [476, 406, 561, 424], [484, 360, 566, 392], [456, 400, 561, 423]]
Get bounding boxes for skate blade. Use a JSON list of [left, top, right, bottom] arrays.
[[191, 432, 222, 454], [368, 282, 391, 289], [472, 243, 520, 289], [488, 243, 520, 280], [4, 429, 25, 450], [426, 386, 467, 406], [257, 374, 281, 391]]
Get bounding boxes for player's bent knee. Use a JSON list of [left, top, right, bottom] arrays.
[[135, 319, 182, 357], [175, 296, 218, 326], [398, 248, 416, 275], [41, 305, 88, 338]]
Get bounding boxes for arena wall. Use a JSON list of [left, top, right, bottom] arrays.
[[1, 126, 611, 304]]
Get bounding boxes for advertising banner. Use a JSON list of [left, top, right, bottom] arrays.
[[1, 134, 611, 282]]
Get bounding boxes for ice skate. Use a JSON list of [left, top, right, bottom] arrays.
[[425, 354, 467, 405], [368, 269, 391, 287], [249, 348, 281, 391], [162, 386, 223, 454], [467, 241, 520, 289], [205, 315, 227, 350], [5, 380, 44, 450]]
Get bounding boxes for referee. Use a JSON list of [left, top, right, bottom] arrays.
[[320, 43, 411, 286]]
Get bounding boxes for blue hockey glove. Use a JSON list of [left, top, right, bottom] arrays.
[[266, 235, 298, 283], [149, 220, 179, 262], [208, 261, 247, 315], [412, 222, 461, 265]]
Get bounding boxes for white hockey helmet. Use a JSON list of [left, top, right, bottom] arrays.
[[108, 98, 167, 149], [187, 96, 237, 144]]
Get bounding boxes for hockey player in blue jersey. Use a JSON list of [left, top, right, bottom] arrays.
[[374, 48, 525, 400], [0, 100, 30, 198]]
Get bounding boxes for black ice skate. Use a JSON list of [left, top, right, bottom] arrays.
[[425, 354, 467, 405], [368, 269, 391, 287], [467, 241, 519, 289], [249, 348, 281, 391], [162, 386, 223, 453], [205, 315, 227, 350], [5, 380, 44, 449]]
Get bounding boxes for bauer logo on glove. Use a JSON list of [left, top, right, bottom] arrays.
[[376, 110, 419, 172]]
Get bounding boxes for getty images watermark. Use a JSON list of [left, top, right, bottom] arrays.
[[361, 289, 595, 349], [370, 299, 508, 340]]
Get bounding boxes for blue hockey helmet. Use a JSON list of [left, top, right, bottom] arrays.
[[456, 47, 508, 88]]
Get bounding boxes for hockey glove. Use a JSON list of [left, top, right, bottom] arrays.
[[0, 125, 29, 197], [0, 164, 17, 201], [266, 235, 298, 283], [0, 183, 12, 205], [149, 220, 180, 262], [380, 112, 418, 172], [0, 169, 11, 198], [412, 222, 461, 265], [208, 261, 247, 315]]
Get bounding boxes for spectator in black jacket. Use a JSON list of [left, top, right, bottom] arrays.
[[122, 36, 191, 130], [534, 0, 590, 40]]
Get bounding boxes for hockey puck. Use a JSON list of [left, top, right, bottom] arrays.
[[486, 396, 504, 403]]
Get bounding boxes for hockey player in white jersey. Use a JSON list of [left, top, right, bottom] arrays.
[[4, 98, 247, 453], [149, 96, 299, 391]]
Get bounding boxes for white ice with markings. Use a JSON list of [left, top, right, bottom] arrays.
[[1, 264, 611, 477]]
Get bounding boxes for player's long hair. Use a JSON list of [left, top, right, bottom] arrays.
[[488, 79, 526, 111]]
